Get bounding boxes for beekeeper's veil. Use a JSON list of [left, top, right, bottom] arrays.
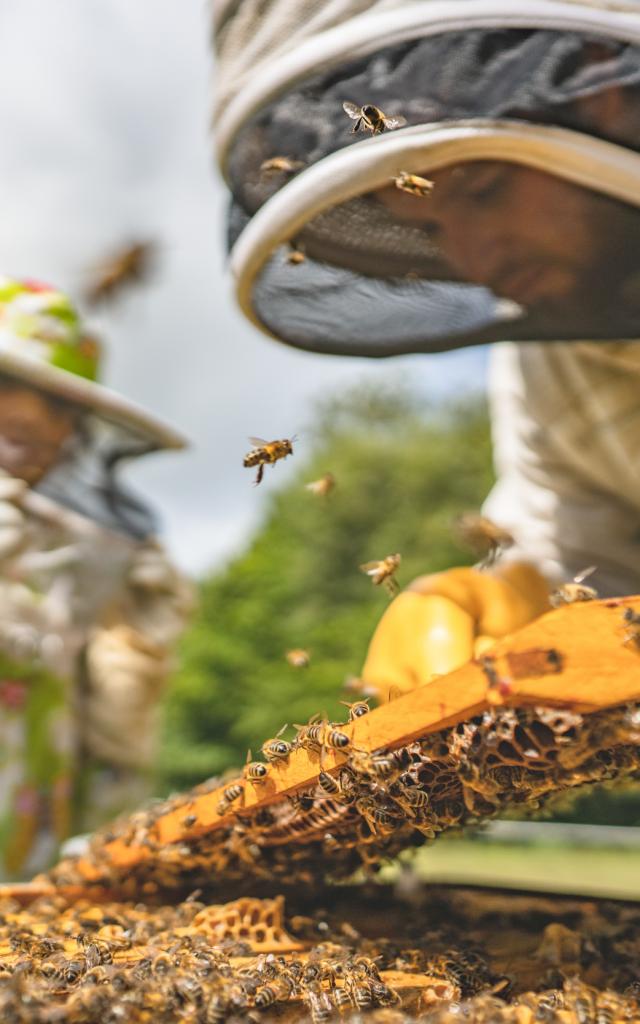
[[215, 0, 640, 356]]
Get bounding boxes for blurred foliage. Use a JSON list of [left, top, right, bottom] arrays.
[[158, 381, 493, 792]]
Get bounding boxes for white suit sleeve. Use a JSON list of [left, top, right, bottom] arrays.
[[483, 341, 640, 597]]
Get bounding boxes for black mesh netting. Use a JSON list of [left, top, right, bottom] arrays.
[[226, 26, 640, 354]]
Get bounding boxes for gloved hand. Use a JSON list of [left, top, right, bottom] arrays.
[[0, 471, 29, 563], [360, 562, 551, 702]]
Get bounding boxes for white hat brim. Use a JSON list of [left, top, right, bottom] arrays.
[[0, 350, 187, 451]]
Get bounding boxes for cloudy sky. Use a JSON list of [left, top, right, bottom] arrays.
[[0, 0, 487, 576]]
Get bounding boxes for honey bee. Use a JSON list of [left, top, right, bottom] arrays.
[[478, 655, 513, 704], [293, 715, 349, 752], [454, 513, 514, 568], [342, 101, 407, 135], [317, 760, 357, 804], [622, 607, 640, 651], [261, 724, 293, 762], [243, 749, 269, 783], [340, 699, 370, 721], [550, 566, 598, 607], [305, 472, 336, 497], [259, 156, 305, 176], [85, 241, 155, 305], [216, 782, 244, 815], [294, 714, 325, 752], [393, 171, 434, 197], [243, 436, 295, 485], [285, 648, 311, 668], [360, 553, 401, 596], [286, 243, 306, 265], [306, 982, 335, 1023], [181, 814, 197, 828]]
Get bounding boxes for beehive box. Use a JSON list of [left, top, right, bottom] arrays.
[[2, 598, 640, 1021]]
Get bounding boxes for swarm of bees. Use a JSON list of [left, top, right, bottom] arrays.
[[48, 697, 640, 897], [84, 240, 156, 306], [3, 884, 639, 1024], [243, 436, 295, 485], [343, 101, 407, 135], [454, 513, 515, 569], [360, 553, 402, 596], [550, 567, 598, 607], [305, 472, 336, 497], [393, 171, 434, 197]]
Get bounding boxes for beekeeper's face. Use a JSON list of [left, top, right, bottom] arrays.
[[0, 383, 78, 484], [377, 161, 638, 315]]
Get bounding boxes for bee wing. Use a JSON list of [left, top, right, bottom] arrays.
[[360, 561, 381, 574], [383, 114, 407, 129], [275, 723, 289, 738], [248, 436, 268, 447], [574, 565, 597, 584], [342, 101, 362, 120]]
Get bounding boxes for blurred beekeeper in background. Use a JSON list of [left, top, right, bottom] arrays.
[[0, 277, 191, 877], [213, 0, 640, 698]]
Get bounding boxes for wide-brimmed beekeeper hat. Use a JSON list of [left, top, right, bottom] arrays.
[[0, 277, 185, 451], [215, 0, 640, 357]]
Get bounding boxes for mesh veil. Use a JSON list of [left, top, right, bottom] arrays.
[[216, 4, 640, 354]]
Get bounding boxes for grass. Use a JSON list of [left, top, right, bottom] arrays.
[[380, 838, 640, 900]]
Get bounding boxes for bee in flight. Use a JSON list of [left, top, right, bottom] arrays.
[[84, 241, 155, 306], [285, 649, 311, 668], [360, 553, 401, 596], [243, 436, 295, 485], [550, 566, 598, 607], [393, 171, 434, 197], [454, 513, 514, 569], [260, 156, 305, 177], [305, 472, 335, 497], [342, 101, 407, 135]]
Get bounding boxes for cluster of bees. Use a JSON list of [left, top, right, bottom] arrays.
[[2, 884, 640, 1022], [49, 699, 640, 898]]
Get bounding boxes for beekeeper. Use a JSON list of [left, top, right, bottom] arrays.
[[0, 277, 191, 877], [214, 0, 640, 697]]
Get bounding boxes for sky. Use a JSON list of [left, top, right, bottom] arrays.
[[0, 0, 488, 576]]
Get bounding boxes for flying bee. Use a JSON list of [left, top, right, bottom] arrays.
[[621, 607, 640, 651], [243, 749, 269, 783], [342, 101, 407, 135], [550, 566, 598, 607], [259, 155, 305, 177], [285, 648, 311, 668], [261, 724, 293, 762], [85, 241, 155, 306], [305, 472, 336, 497], [360, 553, 401, 596], [216, 781, 244, 815], [393, 170, 434, 196], [340, 698, 370, 721], [454, 513, 515, 568], [243, 435, 295, 485], [286, 243, 306, 265]]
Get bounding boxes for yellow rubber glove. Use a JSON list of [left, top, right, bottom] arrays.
[[360, 562, 551, 702]]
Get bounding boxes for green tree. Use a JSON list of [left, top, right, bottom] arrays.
[[158, 383, 493, 792]]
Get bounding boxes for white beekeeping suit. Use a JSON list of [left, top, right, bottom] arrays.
[[485, 340, 640, 596]]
